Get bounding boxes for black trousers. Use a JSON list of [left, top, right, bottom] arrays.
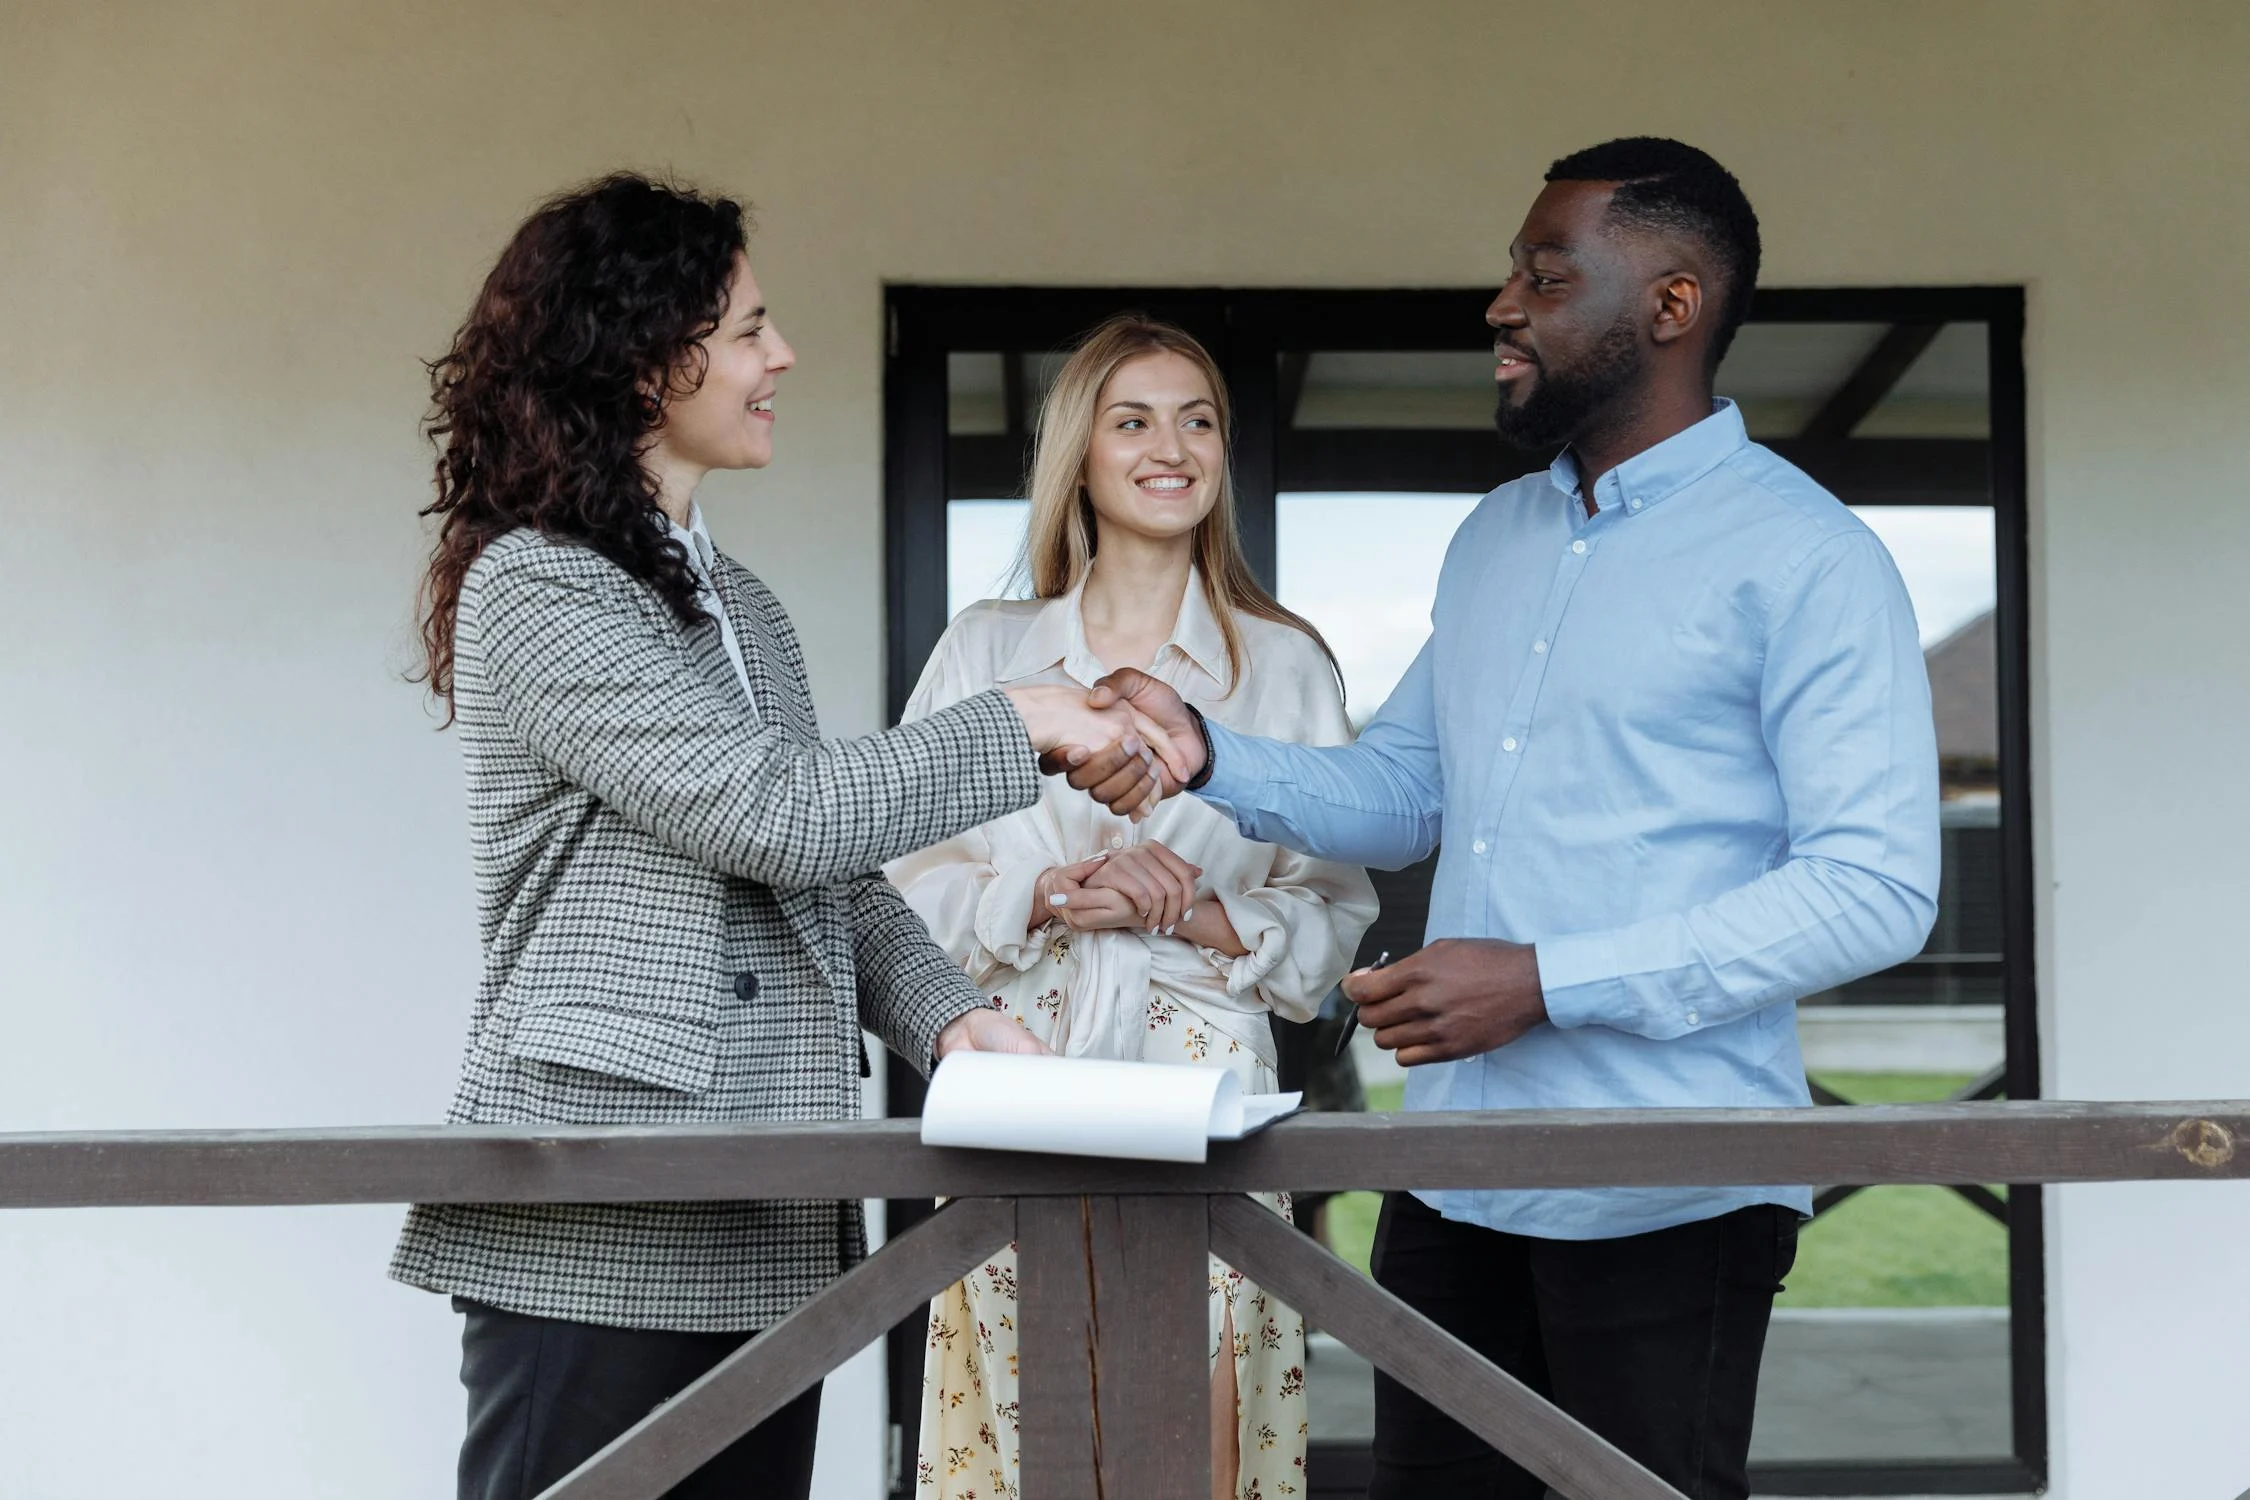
[[1367, 1192, 1798, 1500], [455, 1298, 822, 1500]]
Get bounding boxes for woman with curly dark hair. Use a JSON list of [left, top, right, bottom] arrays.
[[388, 174, 1181, 1500]]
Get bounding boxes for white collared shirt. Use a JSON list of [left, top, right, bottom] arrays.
[[664, 503, 754, 704], [885, 571, 1378, 1067]]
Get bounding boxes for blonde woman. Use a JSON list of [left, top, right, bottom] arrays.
[[891, 316, 1378, 1500]]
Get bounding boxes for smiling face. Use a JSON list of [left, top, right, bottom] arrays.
[[1081, 351, 1225, 546], [653, 253, 796, 473], [1485, 179, 1656, 450]]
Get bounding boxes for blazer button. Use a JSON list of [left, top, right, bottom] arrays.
[[733, 971, 760, 1001]]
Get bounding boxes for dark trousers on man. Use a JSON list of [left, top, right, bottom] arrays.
[[455, 1298, 823, 1500], [1367, 1192, 1799, 1500]]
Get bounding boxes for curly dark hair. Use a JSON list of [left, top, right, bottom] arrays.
[[414, 173, 750, 716]]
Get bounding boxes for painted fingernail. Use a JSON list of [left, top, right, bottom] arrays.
[[1164, 925, 1175, 936], [1049, 894, 1068, 907], [1182, 907, 1194, 921]]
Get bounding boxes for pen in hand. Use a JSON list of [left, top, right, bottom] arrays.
[[1333, 950, 1391, 1060]]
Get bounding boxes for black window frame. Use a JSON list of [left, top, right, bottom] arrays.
[[882, 284, 2040, 1497]]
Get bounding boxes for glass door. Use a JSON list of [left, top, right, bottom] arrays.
[[884, 285, 2037, 1498]]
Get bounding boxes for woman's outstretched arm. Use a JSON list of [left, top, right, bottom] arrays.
[[467, 537, 1048, 889]]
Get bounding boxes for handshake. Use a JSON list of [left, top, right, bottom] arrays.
[[1004, 668, 1207, 820]]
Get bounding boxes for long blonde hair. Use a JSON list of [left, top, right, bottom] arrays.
[[1020, 315, 1339, 695]]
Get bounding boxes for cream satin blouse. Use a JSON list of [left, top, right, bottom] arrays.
[[885, 574, 1379, 1070]]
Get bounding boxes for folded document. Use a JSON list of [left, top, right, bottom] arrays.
[[919, 1052, 1302, 1163]]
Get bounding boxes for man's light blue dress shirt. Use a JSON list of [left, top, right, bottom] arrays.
[[1200, 401, 1940, 1240]]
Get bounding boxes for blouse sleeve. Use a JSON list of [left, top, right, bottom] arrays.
[[1206, 644, 1381, 1022], [883, 612, 1059, 984]]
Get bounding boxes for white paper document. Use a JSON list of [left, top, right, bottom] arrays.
[[919, 1052, 1303, 1163]]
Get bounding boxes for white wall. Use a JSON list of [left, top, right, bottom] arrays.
[[3, 2, 2246, 1495]]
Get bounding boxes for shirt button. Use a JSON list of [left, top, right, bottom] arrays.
[[1108, 835, 1125, 851], [1629, 497, 1643, 511], [1472, 839, 1489, 855], [1502, 737, 1519, 752], [1571, 540, 1588, 555], [1686, 1009, 1701, 1026], [1532, 639, 1548, 654]]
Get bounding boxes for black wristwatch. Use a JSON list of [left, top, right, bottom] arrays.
[[1183, 704, 1216, 792]]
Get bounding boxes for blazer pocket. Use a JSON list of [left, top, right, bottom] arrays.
[[504, 1003, 718, 1094]]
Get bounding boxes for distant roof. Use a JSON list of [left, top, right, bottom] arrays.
[[1926, 609, 1997, 761]]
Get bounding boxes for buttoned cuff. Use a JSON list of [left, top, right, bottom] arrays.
[[1194, 720, 1257, 816], [1532, 930, 1629, 1031], [973, 860, 1053, 972]]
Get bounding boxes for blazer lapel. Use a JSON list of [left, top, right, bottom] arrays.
[[680, 614, 759, 724]]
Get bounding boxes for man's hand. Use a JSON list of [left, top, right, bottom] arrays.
[[1340, 939, 1548, 1066], [1039, 669, 1206, 814], [934, 1004, 1054, 1060]]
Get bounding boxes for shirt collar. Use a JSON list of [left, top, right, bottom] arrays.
[[662, 503, 718, 572], [1546, 398, 1749, 516], [998, 566, 1232, 691]]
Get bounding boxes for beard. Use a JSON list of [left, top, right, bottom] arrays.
[[1492, 310, 1645, 451]]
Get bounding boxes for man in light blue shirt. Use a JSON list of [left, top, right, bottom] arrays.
[[1058, 139, 1938, 1498]]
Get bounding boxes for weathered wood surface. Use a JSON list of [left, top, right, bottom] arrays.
[[1017, 1197, 1103, 1500], [1018, 1195, 1211, 1498], [1209, 1195, 1688, 1500], [3, 1103, 2245, 1209], [537, 1197, 1013, 1500]]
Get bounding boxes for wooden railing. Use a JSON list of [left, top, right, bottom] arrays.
[[5, 1101, 2246, 1498]]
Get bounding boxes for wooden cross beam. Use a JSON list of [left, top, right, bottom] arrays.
[[534, 1197, 1013, 1500], [1211, 1195, 1690, 1500]]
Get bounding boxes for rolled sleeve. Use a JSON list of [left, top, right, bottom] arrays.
[[972, 859, 1053, 972]]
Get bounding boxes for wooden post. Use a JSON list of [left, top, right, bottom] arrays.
[[1018, 1194, 1212, 1497]]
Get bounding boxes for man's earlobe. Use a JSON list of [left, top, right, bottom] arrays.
[[1651, 274, 1703, 347]]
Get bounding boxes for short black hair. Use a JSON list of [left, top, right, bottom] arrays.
[[1545, 137, 1761, 367]]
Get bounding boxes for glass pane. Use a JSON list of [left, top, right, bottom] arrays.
[[1276, 492, 1479, 723], [1715, 322, 1991, 439], [1818, 504, 2003, 1016], [1717, 321, 1891, 438], [1291, 351, 1497, 429], [945, 351, 1008, 436], [946, 499, 1031, 619]]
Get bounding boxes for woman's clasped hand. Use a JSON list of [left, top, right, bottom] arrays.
[[1037, 840, 1203, 935]]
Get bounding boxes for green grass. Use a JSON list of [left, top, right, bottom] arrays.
[[1314, 1073, 2008, 1308]]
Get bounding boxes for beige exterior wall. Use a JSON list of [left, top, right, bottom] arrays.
[[4, 2, 2246, 1494]]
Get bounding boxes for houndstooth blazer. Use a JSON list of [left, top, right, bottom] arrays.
[[390, 528, 1041, 1331]]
